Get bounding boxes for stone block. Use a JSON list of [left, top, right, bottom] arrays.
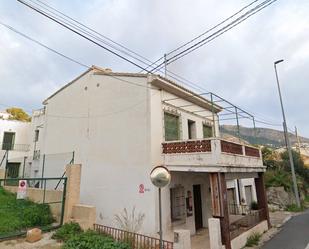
[[26, 228, 42, 243], [208, 218, 222, 249]]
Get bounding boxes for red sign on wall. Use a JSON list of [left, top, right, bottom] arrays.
[[139, 184, 145, 194]]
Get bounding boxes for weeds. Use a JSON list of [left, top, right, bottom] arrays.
[[245, 232, 261, 247], [114, 207, 145, 233], [52, 222, 82, 241], [0, 187, 54, 234]]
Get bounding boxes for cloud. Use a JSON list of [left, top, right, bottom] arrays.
[[0, 0, 308, 137]]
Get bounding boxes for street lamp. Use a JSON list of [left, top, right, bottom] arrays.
[[274, 59, 301, 207], [150, 166, 171, 249]]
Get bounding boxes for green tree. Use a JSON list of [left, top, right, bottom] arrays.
[[281, 150, 309, 185], [6, 107, 31, 122], [262, 147, 280, 169]]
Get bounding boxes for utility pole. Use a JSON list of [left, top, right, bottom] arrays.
[[295, 126, 301, 154], [164, 54, 167, 77], [274, 60, 301, 207]]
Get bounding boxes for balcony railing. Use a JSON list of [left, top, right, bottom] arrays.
[[162, 138, 260, 158], [162, 138, 263, 169], [221, 140, 243, 155], [230, 208, 267, 239], [1, 143, 30, 152], [94, 224, 174, 249], [162, 140, 211, 154]]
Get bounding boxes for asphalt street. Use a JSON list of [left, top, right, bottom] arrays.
[[262, 210, 309, 249]]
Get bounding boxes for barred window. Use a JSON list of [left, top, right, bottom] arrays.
[[164, 112, 180, 141], [203, 124, 213, 138], [170, 186, 185, 222]]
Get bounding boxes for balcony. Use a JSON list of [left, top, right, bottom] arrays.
[[1, 143, 30, 152], [162, 138, 265, 172]]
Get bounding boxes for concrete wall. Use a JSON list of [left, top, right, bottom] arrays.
[[231, 220, 268, 249]]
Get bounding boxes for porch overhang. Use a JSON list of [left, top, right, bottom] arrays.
[[166, 164, 266, 173]]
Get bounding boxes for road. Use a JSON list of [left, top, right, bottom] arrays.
[[262, 210, 309, 249]]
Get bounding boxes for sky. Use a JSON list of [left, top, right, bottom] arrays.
[[0, 0, 308, 137]]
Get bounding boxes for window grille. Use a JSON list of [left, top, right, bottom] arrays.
[[164, 112, 180, 141], [203, 124, 213, 138], [170, 186, 185, 223]]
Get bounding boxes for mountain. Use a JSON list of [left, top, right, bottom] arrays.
[[220, 125, 309, 148]]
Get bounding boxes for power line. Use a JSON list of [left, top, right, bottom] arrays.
[[151, 0, 278, 72], [0, 20, 158, 91], [18, 0, 207, 93], [15, 0, 285, 128], [166, 0, 260, 56], [30, 0, 163, 69], [17, 0, 151, 73], [0, 21, 88, 69]]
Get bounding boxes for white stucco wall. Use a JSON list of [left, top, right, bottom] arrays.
[[39, 71, 159, 234], [0, 119, 30, 164]]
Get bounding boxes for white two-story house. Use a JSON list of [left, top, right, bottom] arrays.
[[25, 66, 268, 249], [0, 111, 31, 178]]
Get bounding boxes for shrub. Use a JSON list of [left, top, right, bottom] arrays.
[[245, 232, 261, 247], [0, 187, 54, 234], [22, 203, 54, 227], [52, 222, 82, 242], [265, 170, 292, 191], [62, 230, 131, 249], [251, 201, 259, 210], [285, 204, 304, 212], [114, 207, 145, 233]]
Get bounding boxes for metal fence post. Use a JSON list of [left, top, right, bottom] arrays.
[[60, 177, 67, 225], [43, 179, 46, 204], [22, 156, 27, 178], [71, 151, 75, 164], [41, 154, 46, 188]]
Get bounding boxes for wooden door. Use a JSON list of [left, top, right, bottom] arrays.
[[193, 184, 203, 230]]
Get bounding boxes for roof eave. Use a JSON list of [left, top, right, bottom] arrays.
[[150, 76, 222, 113]]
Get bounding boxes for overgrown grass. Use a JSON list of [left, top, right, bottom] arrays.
[[52, 222, 82, 242], [285, 204, 304, 212], [0, 187, 54, 235], [52, 223, 131, 249], [265, 170, 292, 191], [62, 230, 131, 249], [245, 232, 261, 247]]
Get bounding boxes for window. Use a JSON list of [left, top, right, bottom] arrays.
[[203, 124, 213, 138], [164, 112, 180, 141], [188, 120, 196, 139], [34, 129, 39, 142], [170, 186, 185, 223], [2, 132, 15, 150]]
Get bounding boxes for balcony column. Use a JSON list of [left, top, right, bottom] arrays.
[[254, 172, 270, 228], [210, 172, 231, 249]]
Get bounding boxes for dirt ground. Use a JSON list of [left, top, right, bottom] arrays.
[[0, 232, 61, 249]]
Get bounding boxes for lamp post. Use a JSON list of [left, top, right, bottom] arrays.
[[150, 166, 171, 249], [274, 59, 301, 207]]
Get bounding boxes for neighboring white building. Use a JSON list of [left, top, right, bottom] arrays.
[[0, 110, 12, 120], [20, 66, 268, 249], [0, 118, 31, 177]]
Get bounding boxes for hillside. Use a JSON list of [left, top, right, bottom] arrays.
[[220, 125, 309, 148]]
